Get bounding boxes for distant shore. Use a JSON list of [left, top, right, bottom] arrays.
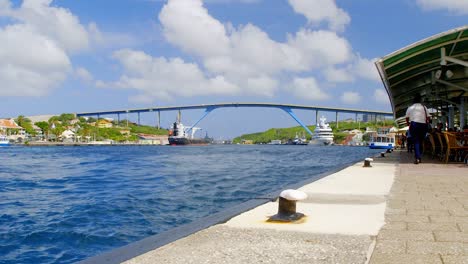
[[25, 141, 167, 147]]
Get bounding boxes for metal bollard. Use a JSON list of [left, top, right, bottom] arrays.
[[268, 189, 307, 222], [363, 158, 373, 167]]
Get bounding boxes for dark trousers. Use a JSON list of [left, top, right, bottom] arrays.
[[409, 121, 428, 160]]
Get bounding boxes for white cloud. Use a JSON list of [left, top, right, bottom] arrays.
[[158, 0, 230, 58], [288, 0, 351, 32], [101, 0, 376, 102], [353, 56, 380, 82], [11, 0, 90, 53], [340, 91, 361, 104], [0, 0, 98, 96], [323, 56, 380, 83], [0, 24, 71, 96], [323, 66, 353, 83], [75, 67, 93, 82], [205, 0, 260, 3], [374, 89, 390, 104], [290, 77, 329, 101], [103, 49, 241, 101], [416, 0, 468, 15]]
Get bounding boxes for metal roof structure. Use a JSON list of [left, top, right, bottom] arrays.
[[375, 25, 468, 128]]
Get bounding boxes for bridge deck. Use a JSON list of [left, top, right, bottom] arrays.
[[75, 103, 393, 117]]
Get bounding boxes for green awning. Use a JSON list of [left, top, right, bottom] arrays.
[[375, 26, 468, 126]]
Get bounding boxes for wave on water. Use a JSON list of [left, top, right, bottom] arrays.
[[0, 145, 379, 264]]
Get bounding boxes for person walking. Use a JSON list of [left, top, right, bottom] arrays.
[[405, 94, 430, 164]]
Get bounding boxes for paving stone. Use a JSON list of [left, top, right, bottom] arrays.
[[459, 223, 468, 232], [430, 216, 468, 223], [407, 241, 468, 255], [434, 231, 468, 242], [441, 255, 468, 264], [377, 230, 433, 241], [407, 222, 459, 232], [370, 253, 442, 264], [386, 215, 429, 223], [449, 208, 468, 216], [387, 200, 406, 209], [407, 209, 450, 216], [373, 240, 406, 254], [381, 222, 407, 231], [384, 208, 406, 216]]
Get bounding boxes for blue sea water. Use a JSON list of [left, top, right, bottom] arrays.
[[0, 145, 379, 264]]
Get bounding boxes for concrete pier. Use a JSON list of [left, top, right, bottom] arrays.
[[82, 150, 468, 263], [121, 154, 398, 264]]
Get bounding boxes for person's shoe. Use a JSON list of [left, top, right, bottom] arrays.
[[414, 159, 419, 164], [417, 158, 421, 163]]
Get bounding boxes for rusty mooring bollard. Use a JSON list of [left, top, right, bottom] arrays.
[[363, 158, 373, 167], [380, 152, 385, 157], [268, 189, 307, 222]]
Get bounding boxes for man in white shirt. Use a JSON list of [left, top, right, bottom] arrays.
[[405, 94, 430, 164]]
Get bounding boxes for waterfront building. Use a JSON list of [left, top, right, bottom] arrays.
[[137, 134, 169, 145]]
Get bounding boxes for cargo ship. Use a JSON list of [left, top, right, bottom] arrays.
[[168, 113, 212, 145]]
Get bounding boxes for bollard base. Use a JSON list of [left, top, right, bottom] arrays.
[[267, 212, 305, 223]]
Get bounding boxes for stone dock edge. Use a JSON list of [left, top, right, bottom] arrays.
[[78, 156, 377, 264]]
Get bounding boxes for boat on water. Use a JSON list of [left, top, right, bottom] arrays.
[[168, 113, 212, 146], [268, 139, 282, 145], [308, 116, 334, 146], [368, 127, 396, 149], [285, 132, 308, 145], [0, 135, 10, 146]]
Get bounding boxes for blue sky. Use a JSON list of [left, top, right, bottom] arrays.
[[0, 0, 467, 138]]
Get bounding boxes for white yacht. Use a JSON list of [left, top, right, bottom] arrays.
[[309, 116, 334, 146]]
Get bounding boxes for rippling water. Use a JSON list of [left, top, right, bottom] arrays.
[[0, 145, 379, 263]]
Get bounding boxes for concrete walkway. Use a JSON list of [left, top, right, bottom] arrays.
[[370, 151, 468, 264]]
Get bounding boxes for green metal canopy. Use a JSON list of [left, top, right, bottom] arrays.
[[375, 25, 468, 128]]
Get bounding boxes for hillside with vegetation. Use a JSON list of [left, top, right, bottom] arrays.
[[232, 120, 395, 144], [14, 113, 168, 142]]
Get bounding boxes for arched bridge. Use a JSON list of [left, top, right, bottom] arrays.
[[76, 103, 393, 136]]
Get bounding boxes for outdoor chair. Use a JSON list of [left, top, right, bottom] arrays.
[[426, 133, 437, 159], [443, 132, 468, 164], [436, 133, 446, 161]]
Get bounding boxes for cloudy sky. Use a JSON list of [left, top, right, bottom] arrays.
[[0, 0, 467, 138]]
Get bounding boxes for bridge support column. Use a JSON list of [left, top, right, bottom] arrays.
[[117, 113, 120, 125], [336, 112, 338, 129], [138, 112, 141, 126], [282, 107, 313, 136], [157, 111, 161, 129], [316, 111, 319, 125]]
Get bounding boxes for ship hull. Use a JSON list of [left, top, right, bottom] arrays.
[[168, 137, 210, 145], [308, 138, 334, 146]]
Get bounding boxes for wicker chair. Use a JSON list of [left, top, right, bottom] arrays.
[[426, 133, 437, 159], [443, 132, 468, 163], [436, 133, 446, 161]]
